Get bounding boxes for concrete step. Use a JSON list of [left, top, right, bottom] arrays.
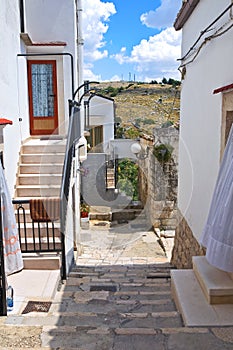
[[20, 237, 62, 251], [21, 153, 65, 164], [171, 269, 233, 326], [19, 163, 63, 174], [112, 208, 143, 221], [16, 184, 60, 197], [17, 222, 61, 237], [89, 212, 112, 221], [7, 269, 61, 303], [193, 256, 233, 304], [18, 174, 62, 185], [113, 201, 143, 210], [22, 252, 61, 270], [22, 143, 66, 154]]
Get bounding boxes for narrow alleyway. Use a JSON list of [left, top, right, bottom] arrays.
[[1, 223, 233, 349]]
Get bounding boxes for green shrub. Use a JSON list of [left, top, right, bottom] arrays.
[[153, 143, 173, 163]]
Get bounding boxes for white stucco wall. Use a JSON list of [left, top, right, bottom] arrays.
[[0, 0, 82, 194], [24, 0, 79, 126], [89, 95, 115, 149], [178, 0, 233, 240], [0, 1, 30, 194]]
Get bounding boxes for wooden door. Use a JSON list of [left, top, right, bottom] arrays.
[[28, 60, 58, 135]]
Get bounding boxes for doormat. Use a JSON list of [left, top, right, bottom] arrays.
[[22, 301, 52, 314]]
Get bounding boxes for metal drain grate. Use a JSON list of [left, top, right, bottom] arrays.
[[22, 301, 51, 314]]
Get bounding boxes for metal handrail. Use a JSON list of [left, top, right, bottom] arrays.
[[60, 101, 81, 280]]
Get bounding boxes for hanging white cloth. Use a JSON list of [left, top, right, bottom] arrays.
[[0, 163, 23, 275], [200, 125, 233, 272]]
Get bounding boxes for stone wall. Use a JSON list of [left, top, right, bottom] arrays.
[[171, 209, 206, 269], [139, 126, 179, 230]]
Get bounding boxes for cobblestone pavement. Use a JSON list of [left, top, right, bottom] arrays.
[[1, 226, 233, 349]]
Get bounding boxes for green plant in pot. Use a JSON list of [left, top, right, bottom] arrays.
[[80, 203, 89, 218], [153, 143, 173, 163]]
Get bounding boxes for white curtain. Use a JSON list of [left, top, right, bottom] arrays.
[[200, 125, 233, 272], [31, 63, 54, 117], [1, 163, 23, 275]]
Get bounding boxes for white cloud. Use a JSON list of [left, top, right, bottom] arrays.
[[82, 0, 116, 63], [112, 27, 181, 80], [140, 0, 182, 29]]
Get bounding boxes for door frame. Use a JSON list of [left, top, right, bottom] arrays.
[[27, 60, 59, 135]]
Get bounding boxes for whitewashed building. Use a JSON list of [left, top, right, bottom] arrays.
[[171, 0, 233, 326], [0, 0, 115, 279]]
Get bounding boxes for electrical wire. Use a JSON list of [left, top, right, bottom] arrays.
[[178, 2, 233, 62], [179, 20, 233, 69]]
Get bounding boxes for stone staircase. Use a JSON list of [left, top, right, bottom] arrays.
[[14, 262, 186, 348], [171, 256, 233, 326], [14, 137, 66, 270], [5, 256, 233, 348], [15, 138, 65, 198], [88, 200, 151, 233]]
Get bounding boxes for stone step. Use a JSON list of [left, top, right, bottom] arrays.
[[193, 256, 233, 304], [112, 208, 144, 221], [20, 237, 62, 251], [19, 163, 63, 174], [18, 173, 62, 185], [22, 252, 61, 270], [89, 212, 112, 221], [22, 143, 66, 154], [16, 184, 60, 197], [17, 222, 61, 237], [24, 310, 181, 329], [171, 269, 233, 326], [113, 201, 143, 210], [21, 153, 65, 164]]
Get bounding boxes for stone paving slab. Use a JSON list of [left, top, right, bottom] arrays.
[[1, 228, 233, 349]]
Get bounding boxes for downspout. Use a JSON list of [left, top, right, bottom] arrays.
[[17, 53, 75, 99], [19, 0, 25, 33], [76, 0, 84, 93]]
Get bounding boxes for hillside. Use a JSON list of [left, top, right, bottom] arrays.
[[93, 81, 180, 136]]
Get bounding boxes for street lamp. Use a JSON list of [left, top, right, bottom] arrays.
[[131, 142, 149, 160]]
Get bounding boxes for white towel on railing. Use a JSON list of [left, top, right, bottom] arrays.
[[0, 163, 23, 275], [200, 125, 233, 272]]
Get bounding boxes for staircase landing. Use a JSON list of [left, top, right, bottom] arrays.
[[171, 256, 233, 326]]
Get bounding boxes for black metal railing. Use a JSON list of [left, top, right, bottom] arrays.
[[60, 101, 81, 279], [13, 199, 62, 254]]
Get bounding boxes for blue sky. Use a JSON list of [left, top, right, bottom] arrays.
[[82, 0, 182, 82]]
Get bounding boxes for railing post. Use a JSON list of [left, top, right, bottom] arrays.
[[0, 195, 7, 316]]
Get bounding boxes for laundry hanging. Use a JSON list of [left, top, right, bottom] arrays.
[[200, 125, 233, 272], [0, 162, 23, 275]]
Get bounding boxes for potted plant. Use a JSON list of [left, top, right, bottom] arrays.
[[80, 203, 89, 218]]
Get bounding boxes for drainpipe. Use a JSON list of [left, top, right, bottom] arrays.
[[19, 0, 25, 33], [17, 53, 75, 99], [76, 0, 84, 92]]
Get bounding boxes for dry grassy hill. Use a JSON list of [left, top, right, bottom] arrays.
[[93, 81, 180, 136]]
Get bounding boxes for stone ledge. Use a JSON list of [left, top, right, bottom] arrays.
[[171, 269, 233, 326], [193, 256, 233, 304]]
